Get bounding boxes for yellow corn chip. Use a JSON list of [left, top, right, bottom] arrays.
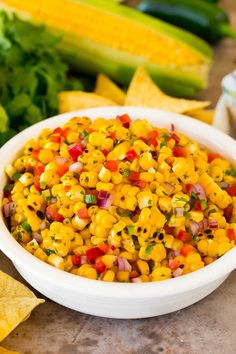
[[186, 109, 214, 125], [0, 271, 44, 342], [0, 346, 20, 354], [59, 91, 116, 113], [95, 73, 126, 105], [125, 67, 210, 114], [0, 271, 35, 298], [0, 297, 44, 341]]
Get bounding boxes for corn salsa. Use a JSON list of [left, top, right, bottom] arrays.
[[2, 114, 236, 282]]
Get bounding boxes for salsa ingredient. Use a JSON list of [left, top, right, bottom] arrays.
[[3, 115, 236, 283], [1, 0, 212, 97]]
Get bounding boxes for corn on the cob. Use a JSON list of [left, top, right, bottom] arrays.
[[0, 0, 212, 97]]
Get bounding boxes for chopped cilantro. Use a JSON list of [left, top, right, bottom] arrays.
[[21, 221, 32, 232], [183, 211, 190, 219], [45, 249, 55, 256], [127, 225, 135, 235], [123, 168, 130, 177], [200, 199, 207, 209], [208, 208, 216, 215], [175, 197, 188, 203], [225, 169, 236, 177], [145, 244, 154, 256], [12, 172, 22, 181], [160, 142, 167, 149]]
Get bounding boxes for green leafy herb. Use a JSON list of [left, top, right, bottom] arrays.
[[160, 141, 167, 149], [225, 169, 236, 178], [175, 196, 188, 203], [123, 168, 130, 177], [0, 12, 83, 146], [12, 172, 22, 181], [183, 211, 190, 219], [145, 244, 154, 256], [208, 208, 216, 215], [127, 225, 135, 235], [200, 199, 207, 209], [21, 221, 32, 232], [45, 249, 56, 256]]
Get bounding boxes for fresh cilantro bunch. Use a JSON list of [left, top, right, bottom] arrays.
[[0, 12, 82, 146]]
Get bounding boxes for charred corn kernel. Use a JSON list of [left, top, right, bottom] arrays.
[[33, 248, 47, 262], [189, 261, 204, 272], [107, 141, 131, 160], [73, 245, 88, 256], [84, 267, 98, 280], [189, 211, 204, 223], [26, 239, 39, 253], [119, 251, 134, 260], [117, 270, 130, 282], [207, 241, 219, 258], [98, 166, 111, 182], [154, 172, 164, 184], [172, 239, 184, 251], [137, 260, 149, 275], [140, 172, 154, 182], [103, 270, 115, 282], [108, 233, 121, 248], [163, 234, 174, 248], [11, 181, 24, 193], [64, 255, 74, 272], [111, 172, 123, 184], [58, 205, 74, 218], [137, 191, 153, 209], [210, 165, 223, 182], [126, 196, 137, 211], [127, 186, 140, 197], [38, 149, 54, 164], [70, 233, 84, 249], [72, 215, 90, 231], [197, 239, 208, 255], [47, 254, 65, 270], [89, 131, 106, 146], [80, 171, 98, 188], [139, 152, 155, 170], [139, 208, 151, 223], [151, 267, 171, 281], [102, 255, 117, 268], [96, 182, 114, 192], [218, 242, 232, 256], [158, 197, 172, 213], [186, 253, 201, 264], [18, 172, 34, 186]]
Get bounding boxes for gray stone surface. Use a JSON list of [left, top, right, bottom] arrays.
[[1, 1, 236, 353]]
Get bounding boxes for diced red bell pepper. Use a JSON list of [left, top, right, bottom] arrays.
[[133, 180, 146, 189], [46, 206, 64, 222], [53, 127, 63, 135], [95, 259, 106, 274], [117, 114, 131, 128], [138, 136, 147, 143], [177, 230, 191, 242], [102, 149, 109, 157], [207, 153, 221, 163], [34, 177, 41, 192], [130, 270, 140, 278], [98, 243, 109, 254], [193, 199, 202, 211], [168, 259, 179, 270], [57, 164, 69, 177], [128, 171, 140, 181], [68, 144, 83, 162], [86, 247, 104, 263], [64, 185, 71, 193], [126, 149, 138, 161], [108, 132, 116, 140], [173, 146, 187, 157], [226, 228, 236, 241], [148, 138, 158, 147], [86, 128, 95, 134], [185, 184, 193, 194], [180, 244, 195, 257], [147, 130, 158, 139], [32, 149, 40, 160], [50, 134, 61, 143], [71, 255, 81, 266], [61, 127, 72, 138], [105, 160, 118, 172], [34, 165, 45, 176], [226, 185, 236, 197], [77, 207, 89, 219]]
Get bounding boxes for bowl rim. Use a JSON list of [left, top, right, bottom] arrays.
[[1, 106, 236, 299]]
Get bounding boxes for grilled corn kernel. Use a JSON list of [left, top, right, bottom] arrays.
[[103, 270, 115, 282], [38, 149, 54, 164], [117, 270, 130, 282], [137, 259, 149, 275], [151, 267, 171, 281]]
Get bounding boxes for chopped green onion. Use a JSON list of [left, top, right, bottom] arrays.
[[21, 221, 32, 232], [85, 194, 97, 204], [12, 172, 22, 181], [127, 225, 135, 235]]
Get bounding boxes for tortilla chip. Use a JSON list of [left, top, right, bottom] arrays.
[[59, 91, 116, 113], [0, 346, 20, 354], [0, 297, 44, 341], [125, 67, 210, 114], [0, 271, 35, 298], [186, 109, 214, 125], [95, 73, 126, 105]]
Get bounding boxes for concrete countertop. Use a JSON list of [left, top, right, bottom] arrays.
[[1, 1, 236, 353]]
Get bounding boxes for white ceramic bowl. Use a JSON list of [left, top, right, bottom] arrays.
[[0, 107, 236, 319]]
